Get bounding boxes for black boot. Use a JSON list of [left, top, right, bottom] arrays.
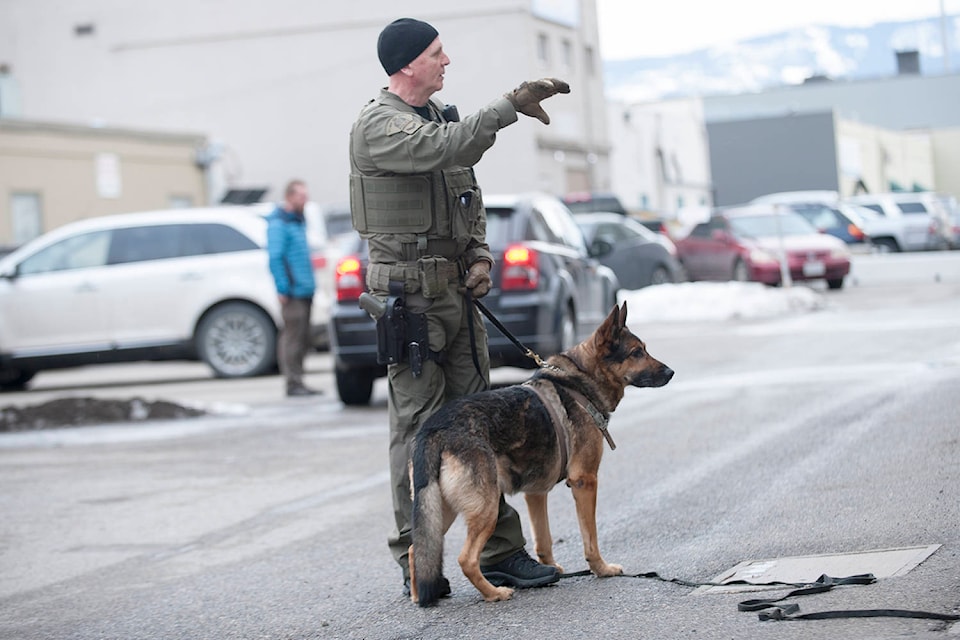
[[480, 550, 560, 588]]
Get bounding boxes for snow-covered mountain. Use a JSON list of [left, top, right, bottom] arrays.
[[604, 15, 959, 102]]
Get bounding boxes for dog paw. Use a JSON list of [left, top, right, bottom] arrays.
[[595, 563, 623, 577], [553, 562, 565, 574], [484, 586, 515, 602]]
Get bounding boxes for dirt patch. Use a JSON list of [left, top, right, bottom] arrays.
[[0, 397, 206, 432]]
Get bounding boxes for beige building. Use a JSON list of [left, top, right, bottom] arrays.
[[837, 119, 936, 197], [0, 1, 611, 208], [0, 119, 206, 245]]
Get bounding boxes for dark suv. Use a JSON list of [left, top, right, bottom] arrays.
[[329, 192, 620, 405]]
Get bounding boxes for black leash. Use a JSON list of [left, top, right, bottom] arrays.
[[559, 570, 960, 624], [468, 293, 549, 368], [463, 291, 550, 389]]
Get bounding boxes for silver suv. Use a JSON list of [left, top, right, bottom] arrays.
[[0, 207, 326, 390], [845, 192, 953, 252]]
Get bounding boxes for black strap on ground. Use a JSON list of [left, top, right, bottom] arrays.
[[558, 570, 960, 623], [738, 573, 877, 611]]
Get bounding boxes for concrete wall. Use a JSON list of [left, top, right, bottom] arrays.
[[0, 0, 610, 206], [0, 120, 206, 244], [836, 120, 935, 196], [706, 111, 839, 206], [607, 97, 712, 214], [932, 127, 960, 199]]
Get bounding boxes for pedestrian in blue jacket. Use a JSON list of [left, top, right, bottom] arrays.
[[267, 179, 320, 397]]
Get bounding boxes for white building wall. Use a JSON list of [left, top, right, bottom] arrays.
[[0, 0, 610, 205], [837, 119, 935, 195], [932, 128, 960, 199], [607, 97, 712, 215]]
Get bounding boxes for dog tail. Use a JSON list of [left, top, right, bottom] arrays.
[[411, 434, 445, 607]]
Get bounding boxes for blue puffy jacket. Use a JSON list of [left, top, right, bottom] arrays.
[[266, 207, 316, 299]]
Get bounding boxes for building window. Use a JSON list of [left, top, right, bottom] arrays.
[[561, 39, 573, 70], [584, 45, 595, 76], [10, 192, 43, 244], [537, 33, 550, 66]]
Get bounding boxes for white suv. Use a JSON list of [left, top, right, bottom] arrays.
[[845, 192, 953, 252], [0, 207, 326, 390]]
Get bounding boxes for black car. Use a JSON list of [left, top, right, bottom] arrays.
[[574, 212, 685, 290], [329, 192, 620, 405]]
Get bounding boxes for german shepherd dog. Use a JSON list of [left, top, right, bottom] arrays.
[[409, 302, 674, 606]]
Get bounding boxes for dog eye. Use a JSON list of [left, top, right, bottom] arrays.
[[632, 348, 645, 357]]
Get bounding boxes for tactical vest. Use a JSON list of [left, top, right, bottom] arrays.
[[349, 98, 482, 263]]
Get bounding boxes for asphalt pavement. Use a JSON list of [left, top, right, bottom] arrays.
[[1, 252, 959, 640]]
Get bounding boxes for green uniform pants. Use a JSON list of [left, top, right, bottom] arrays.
[[383, 281, 525, 578]]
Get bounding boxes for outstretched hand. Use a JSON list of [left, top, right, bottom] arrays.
[[505, 78, 571, 125]]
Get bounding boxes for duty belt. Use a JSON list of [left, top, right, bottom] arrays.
[[400, 238, 460, 261]]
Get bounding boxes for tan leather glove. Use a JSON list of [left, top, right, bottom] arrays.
[[463, 260, 492, 298], [505, 78, 571, 125]]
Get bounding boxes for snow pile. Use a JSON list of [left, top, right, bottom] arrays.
[[619, 282, 825, 323]]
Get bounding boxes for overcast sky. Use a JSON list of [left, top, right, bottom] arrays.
[[596, 0, 959, 59]]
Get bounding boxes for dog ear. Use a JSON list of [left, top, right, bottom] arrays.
[[597, 303, 626, 347]]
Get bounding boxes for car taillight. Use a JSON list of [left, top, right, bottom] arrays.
[[501, 244, 539, 291], [335, 255, 364, 301], [848, 224, 865, 240]]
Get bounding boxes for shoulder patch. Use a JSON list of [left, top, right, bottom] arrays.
[[386, 114, 424, 136]]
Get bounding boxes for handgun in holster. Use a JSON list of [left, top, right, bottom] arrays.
[[371, 282, 438, 378]]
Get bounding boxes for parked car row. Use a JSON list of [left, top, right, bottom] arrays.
[[6, 185, 892, 394], [752, 190, 956, 252]]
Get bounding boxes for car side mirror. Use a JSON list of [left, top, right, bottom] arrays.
[[589, 239, 613, 258]]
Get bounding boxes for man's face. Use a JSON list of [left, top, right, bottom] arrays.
[[286, 184, 308, 214], [407, 37, 449, 95]]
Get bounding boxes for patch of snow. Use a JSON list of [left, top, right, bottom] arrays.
[[619, 282, 825, 323]]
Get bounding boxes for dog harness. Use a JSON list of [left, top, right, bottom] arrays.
[[524, 381, 617, 485]]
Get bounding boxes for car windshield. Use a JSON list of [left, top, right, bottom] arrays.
[[729, 213, 817, 238]]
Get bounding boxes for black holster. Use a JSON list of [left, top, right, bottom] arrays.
[[374, 282, 442, 378]]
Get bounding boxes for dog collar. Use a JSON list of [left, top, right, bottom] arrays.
[[567, 388, 616, 451]]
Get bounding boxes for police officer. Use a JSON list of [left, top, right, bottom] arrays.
[[349, 17, 570, 596]]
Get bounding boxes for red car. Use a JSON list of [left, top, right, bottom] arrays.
[[675, 206, 851, 289]]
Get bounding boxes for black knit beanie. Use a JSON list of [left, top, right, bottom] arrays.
[[377, 18, 439, 75]]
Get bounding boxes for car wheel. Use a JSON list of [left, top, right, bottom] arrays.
[[336, 366, 375, 406], [827, 278, 845, 290], [732, 259, 749, 282], [0, 368, 35, 391], [650, 265, 672, 286], [872, 238, 900, 253], [196, 302, 277, 378], [558, 304, 577, 352]]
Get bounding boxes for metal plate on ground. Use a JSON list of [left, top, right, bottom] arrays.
[[695, 544, 941, 595]]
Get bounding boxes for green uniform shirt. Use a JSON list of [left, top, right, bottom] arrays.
[[349, 89, 518, 269]]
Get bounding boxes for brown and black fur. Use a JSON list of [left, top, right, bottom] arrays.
[[409, 302, 674, 606]]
